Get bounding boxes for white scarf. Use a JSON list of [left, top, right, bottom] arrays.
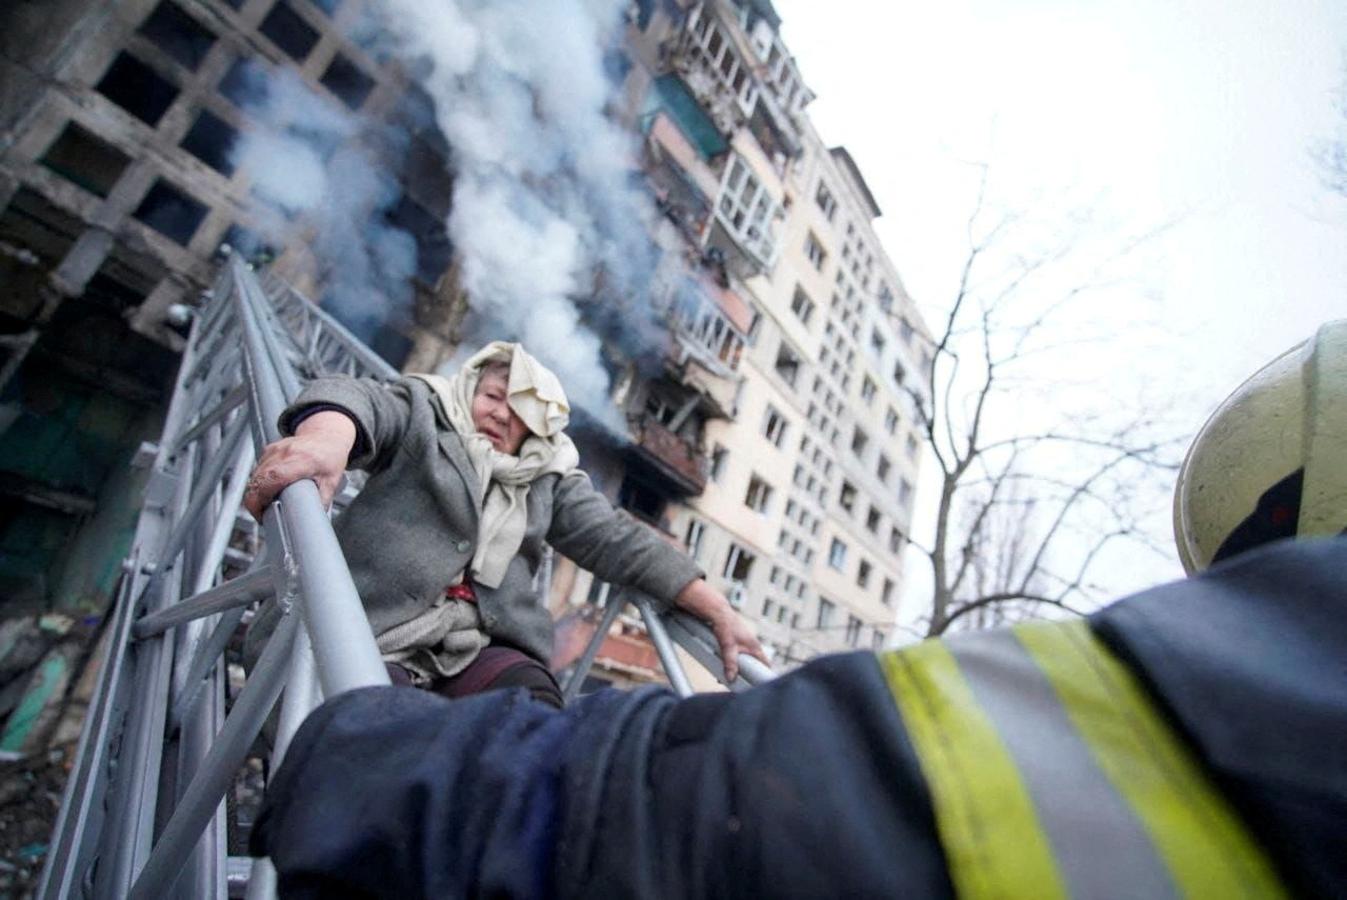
[[410, 341, 580, 589]]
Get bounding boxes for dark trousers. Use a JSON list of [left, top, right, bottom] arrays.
[[386, 644, 564, 708]]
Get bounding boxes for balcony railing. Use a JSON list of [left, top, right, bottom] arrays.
[[630, 414, 709, 494]]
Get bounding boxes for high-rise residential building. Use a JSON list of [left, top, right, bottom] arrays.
[[583, 0, 933, 669], [0, 0, 930, 686]]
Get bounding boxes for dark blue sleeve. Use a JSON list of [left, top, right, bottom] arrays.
[[1091, 536, 1347, 898], [254, 653, 953, 900], [251, 685, 610, 899]]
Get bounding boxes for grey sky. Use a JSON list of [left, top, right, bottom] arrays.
[[776, 0, 1346, 385], [773, 0, 1347, 606]]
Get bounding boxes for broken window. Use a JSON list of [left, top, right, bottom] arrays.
[[846, 616, 863, 647], [881, 578, 895, 607], [618, 475, 666, 523], [138, 2, 217, 71], [857, 559, 872, 589], [866, 505, 881, 533], [320, 53, 375, 110], [96, 53, 179, 126], [259, 1, 320, 61], [133, 179, 208, 246], [39, 122, 130, 198], [179, 109, 239, 175]]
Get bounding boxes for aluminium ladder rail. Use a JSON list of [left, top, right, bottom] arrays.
[[38, 253, 772, 899]]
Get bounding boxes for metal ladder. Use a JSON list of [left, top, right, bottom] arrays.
[[37, 253, 772, 899]]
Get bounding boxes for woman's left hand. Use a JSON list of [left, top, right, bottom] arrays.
[[673, 580, 769, 683]]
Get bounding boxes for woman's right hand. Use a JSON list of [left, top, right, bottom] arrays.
[[243, 410, 357, 521]]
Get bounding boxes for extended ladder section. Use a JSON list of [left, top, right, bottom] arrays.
[[37, 254, 773, 899]]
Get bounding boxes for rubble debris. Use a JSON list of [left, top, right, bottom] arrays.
[[0, 742, 71, 897]]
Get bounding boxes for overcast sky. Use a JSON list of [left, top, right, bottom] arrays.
[[772, 0, 1347, 602]]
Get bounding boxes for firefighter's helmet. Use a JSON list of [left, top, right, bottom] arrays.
[[1174, 320, 1347, 573]]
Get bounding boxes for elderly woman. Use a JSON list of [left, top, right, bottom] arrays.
[[243, 342, 763, 707]]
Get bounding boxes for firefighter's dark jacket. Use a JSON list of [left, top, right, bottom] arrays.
[[251, 537, 1347, 898]]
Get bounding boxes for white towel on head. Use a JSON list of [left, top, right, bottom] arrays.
[[410, 341, 579, 590], [506, 344, 571, 437]]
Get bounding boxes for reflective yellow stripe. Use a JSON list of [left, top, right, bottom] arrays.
[[879, 642, 1067, 900], [1014, 619, 1287, 899]]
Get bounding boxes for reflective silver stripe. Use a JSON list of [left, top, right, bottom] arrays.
[[947, 629, 1179, 900]]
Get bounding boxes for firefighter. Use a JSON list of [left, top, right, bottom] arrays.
[[250, 324, 1347, 898]]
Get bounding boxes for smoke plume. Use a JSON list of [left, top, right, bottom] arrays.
[[376, 0, 671, 415], [229, 68, 417, 341]]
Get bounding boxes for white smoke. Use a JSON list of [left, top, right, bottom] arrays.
[[377, 0, 668, 417], [229, 69, 417, 341]]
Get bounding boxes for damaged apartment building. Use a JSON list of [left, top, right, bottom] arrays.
[[0, 0, 931, 711], [592, 0, 934, 669]]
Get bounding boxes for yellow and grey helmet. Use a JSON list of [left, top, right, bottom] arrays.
[[1174, 320, 1347, 574]]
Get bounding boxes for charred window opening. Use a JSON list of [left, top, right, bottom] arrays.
[[619, 474, 668, 525], [96, 53, 179, 126], [138, 1, 217, 71], [320, 53, 375, 110], [385, 194, 452, 284], [0, 190, 82, 322], [133, 180, 208, 246], [259, 2, 320, 62], [83, 271, 148, 316], [179, 109, 239, 176], [219, 57, 269, 109], [0, 188, 83, 269], [39, 123, 131, 198]]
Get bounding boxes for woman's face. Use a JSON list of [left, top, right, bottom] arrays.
[[471, 371, 529, 455]]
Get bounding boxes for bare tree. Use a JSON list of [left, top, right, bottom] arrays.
[[900, 165, 1182, 637]]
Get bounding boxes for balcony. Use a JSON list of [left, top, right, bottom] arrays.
[[664, 3, 761, 137], [628, 413, 708, 495]]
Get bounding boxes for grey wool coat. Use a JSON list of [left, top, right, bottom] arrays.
[[252, 376, 703, 667]]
